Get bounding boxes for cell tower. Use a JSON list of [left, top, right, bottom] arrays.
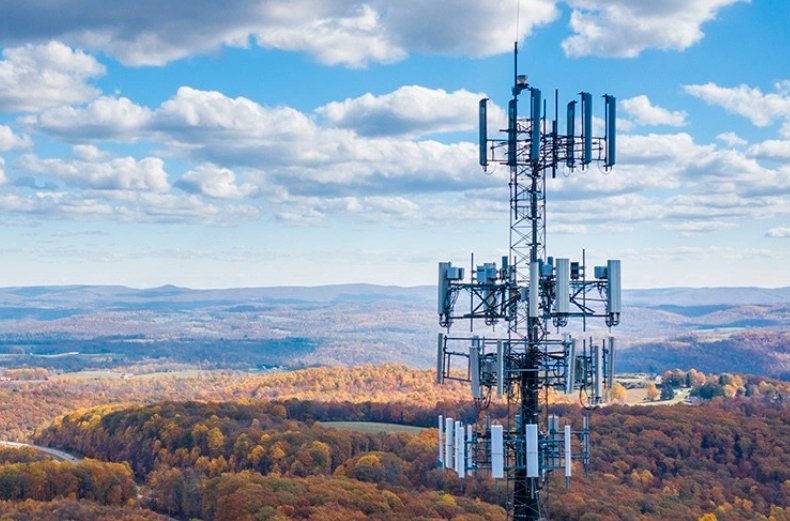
[[435, 44, 621, 521]]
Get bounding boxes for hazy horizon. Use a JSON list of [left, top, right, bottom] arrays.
[[1, 281, 790, 292]]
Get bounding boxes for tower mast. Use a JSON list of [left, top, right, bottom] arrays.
[[436, 43, 621, 520]]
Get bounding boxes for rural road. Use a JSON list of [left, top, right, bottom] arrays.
[[0, 440, 80, 463]]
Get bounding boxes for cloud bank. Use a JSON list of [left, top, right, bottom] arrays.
[[0, 0, 740, 66]]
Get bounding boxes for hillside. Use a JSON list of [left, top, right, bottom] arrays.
[[618, 330, 790, 379]]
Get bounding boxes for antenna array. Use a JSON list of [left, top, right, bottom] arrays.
[[435, 43, 621, 521]]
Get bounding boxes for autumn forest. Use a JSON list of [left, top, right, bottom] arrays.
[[0, 363, 785, 520]]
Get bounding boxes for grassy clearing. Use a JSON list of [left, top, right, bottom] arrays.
[[132, 369, 204, 379], [56, 370, 123, 381], [320, 421, 424, 436]]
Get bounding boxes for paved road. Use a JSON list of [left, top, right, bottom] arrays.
[[631, 387, 692, 407], [0, 440, 80, 463]]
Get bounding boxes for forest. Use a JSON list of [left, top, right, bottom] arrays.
[[0, 500, 165, 521], [31, 393, 790, 520], [0, 364, 787, 520]]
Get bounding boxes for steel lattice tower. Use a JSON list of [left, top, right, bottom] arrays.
[[435, 43, 621, 521]]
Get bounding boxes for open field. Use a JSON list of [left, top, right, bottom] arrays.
[[624, 386, 691, 406], [320, 421, 425, 436]]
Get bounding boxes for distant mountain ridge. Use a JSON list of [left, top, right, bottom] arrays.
[[1, 284, 788, 308], [0, 284, 435, 308], [623, 286, 790, 306], [0, 283, 787, 377]]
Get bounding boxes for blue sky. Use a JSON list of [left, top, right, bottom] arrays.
[[0, 0, 788, 289]]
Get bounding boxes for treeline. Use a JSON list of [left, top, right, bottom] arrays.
[[0, 364, 470, 440], [659, 368, 788, 401], [1, 367, 49, 381], [152, 472, 504, 520], [0, 499, 165, 521], [0, 445, 49, 464], [0, 431, 154, 519], [0, 459, 136, 505]]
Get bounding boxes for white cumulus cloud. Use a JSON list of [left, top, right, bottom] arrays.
[[716, 132, 747, 147], [620, 95, 687, 127], [661, 220, 737, 235], [253, 3, 404, 68], [0, 41, 104, 112], [376, 0, 559, 58], [561, 0, 746, 58], [0, 125, 31, 151], [684, 81, 790, 127], [549, 223, 588, 234], [17, 76, 790, 229], [176, 164, 256, 199], [747, 140, 790, 161], [72, 144, 110, 161], [0, 1, 559, 68], [766, 226, 790, 238], [18, 154, 170, 192], [618, 132, 714, 164], [0, 189, 258, 223], [25, 86, 490, 197], [20, 96, 153, 140], [317, 85, 499, 137]]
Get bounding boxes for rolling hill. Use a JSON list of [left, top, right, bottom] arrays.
[[0, 284, 786, 377]]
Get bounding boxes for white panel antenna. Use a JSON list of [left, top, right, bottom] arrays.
[[438, 415, 445, 466], [455, 421, 464, 477], [548, 415, 559, 434], [466, 424, 473, 477], [595, 342, 604, 400], [470, 337, 481, 399], [549, 415, 560, 468], [555, 258, 570, 314], [496, 340, 505, 396], [526, 423, 539, 478], [436, 333, 444, 384], [491, 424, 505, 479], [607, 337, 615, 392], [564, 424, 572, 477], [607, 259, 621, 315], [445, 417, 454, 471], [529, 262, 540, 318], [565, 336, 576, 395], [438, 262, 450, 314]]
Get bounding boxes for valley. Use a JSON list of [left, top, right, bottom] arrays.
[[0, 285, 787, 520], [0, 284, 787, 378]]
